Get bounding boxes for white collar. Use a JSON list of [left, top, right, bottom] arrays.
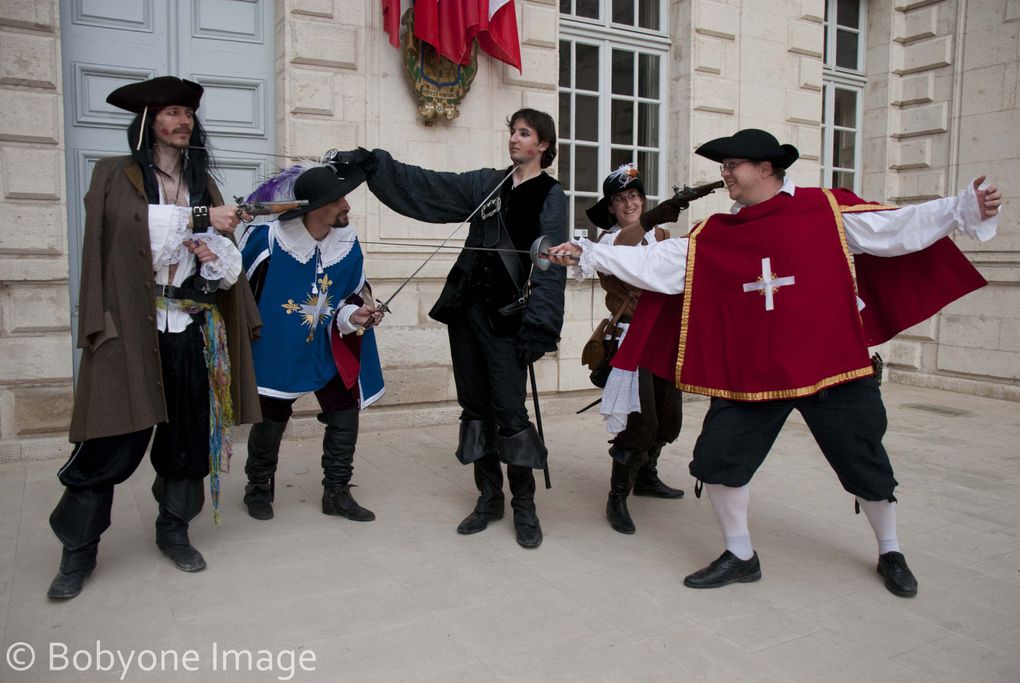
[[272, 217, 359, 267], [731, 177, 797, 214]]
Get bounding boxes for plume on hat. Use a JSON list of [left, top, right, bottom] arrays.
[[245, 160, 321, 203]]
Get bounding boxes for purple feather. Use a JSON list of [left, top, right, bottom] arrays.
[[246, 161, 319, 203]]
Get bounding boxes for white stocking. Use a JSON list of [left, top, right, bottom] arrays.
[[857, 498, 900, 555], [705, 483, 753, 560]]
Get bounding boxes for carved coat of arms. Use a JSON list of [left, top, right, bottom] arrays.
[[401, 8, 478, 124]]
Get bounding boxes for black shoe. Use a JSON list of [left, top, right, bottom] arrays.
[[322, 485, 376, 522], [633, 476, 685, 499], [457, 509, 503, 535], [876, 551, 918, 597], [684, 550, 761, 588], [157, 542, 207, 572], [513, 511, 543, 549], [244, 481, 274, 520], [47, 567, 93, 600], [606, 495, 636, 534]]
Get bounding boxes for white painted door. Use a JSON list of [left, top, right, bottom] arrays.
[[60, 0, 275, 370]]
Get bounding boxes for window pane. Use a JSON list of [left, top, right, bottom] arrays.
[[612, 49, 634, 95], [611, 99, 634, 144], [638, 53, 659, 98], [574, 196, 596, 237], [559, 41, 571, 87], [558, 92, 572, 139], [638, 102, 659, 147], [558, 145, 571, 189], [835, 29, 859, 70], [611, 148, 632, 170], [612, 0, 632, 25], [576, 44, 599, 91], [833, 88, 856, 128], [834, 170, 855, 190], [638, 0, 660, 30], [560, 0, 571, 14], [637, 150, 659, 196], [576, 0, 599, 19], [833, 129, 855, 168], [836, 0, 860, 28], [575, 95, 599, 140], [575, 146, 599, 192]]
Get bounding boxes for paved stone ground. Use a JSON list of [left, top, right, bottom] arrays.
[[1, 383, 1019, 682]]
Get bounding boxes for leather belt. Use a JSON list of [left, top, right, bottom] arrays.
[[156, 284, 218, 304]]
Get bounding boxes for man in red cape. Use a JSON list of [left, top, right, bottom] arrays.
[[550, 129, 1002, 598]]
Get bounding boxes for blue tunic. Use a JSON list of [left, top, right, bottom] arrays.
[[241, 220, 384, 406]]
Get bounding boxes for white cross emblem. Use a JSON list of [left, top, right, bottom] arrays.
[[742, 257, 795, 311]]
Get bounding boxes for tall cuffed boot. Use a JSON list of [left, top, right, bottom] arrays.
[[243, 419, 287, 520], [507, 464, 542, 549], [633, 444, 685, 499], [319, 410, 375, 522], [47, 486, 113, 599], [153, 476, 206, 572], [457, 453, 505, 535], [606, 450, 647, 535]]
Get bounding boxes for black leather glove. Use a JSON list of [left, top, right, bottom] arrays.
[[517, 348, 544, 367], [321, 147, 378, 176], [639, 197, 688, 229]]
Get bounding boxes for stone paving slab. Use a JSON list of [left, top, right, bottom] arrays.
[[1, 384, 1018, 681]]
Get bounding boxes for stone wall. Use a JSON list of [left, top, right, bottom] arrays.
[[0, 1, 75, 462], [868, 0, 1020, 400]]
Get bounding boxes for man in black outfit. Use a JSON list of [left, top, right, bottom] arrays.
[[335, 108, 567, 548]]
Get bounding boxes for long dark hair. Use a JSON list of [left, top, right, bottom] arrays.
[[126, 109, 217, 207], [507, 108, 558, 169]]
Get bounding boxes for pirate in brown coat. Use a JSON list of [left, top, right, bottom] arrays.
[[47, 77, 262, 600]]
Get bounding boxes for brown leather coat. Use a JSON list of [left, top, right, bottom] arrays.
[[68, 156, 262, 442]]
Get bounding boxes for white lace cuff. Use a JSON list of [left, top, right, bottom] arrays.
[[571, 238, 597, 281], [193, 233, 242, 287], [334, 304, 361, 335], [956, 178, 999, 242], [150, 205, 191, 270]]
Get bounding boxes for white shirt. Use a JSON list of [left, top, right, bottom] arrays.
[[573, 179, 999, 294], [148, 189, 242, 332]]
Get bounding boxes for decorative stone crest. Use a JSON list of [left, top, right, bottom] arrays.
[[401, 8, 478, 125]]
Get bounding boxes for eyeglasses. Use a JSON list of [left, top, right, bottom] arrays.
[[610, 190, 643, 205], [719, 160, 753, 172]]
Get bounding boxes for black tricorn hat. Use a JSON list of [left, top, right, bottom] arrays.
[[278, 165, 367, 220], [695, 129, 800, 169], [585, 164, 647, 230], [106, 76, 204, 113]]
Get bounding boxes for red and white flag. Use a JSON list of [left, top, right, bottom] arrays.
[[475, 0, 521, 72], [399, 0, 522, 72]]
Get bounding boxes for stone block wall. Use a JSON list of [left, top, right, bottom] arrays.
[[0, 1, 75, 462], [869, 0, 1020, 400]]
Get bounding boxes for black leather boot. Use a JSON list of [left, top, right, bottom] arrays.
[[48, 486, 114, 600], [633, 444, 685, 499], [153, 476, 206, 572], [507, 464, 542, 549], [607, 459, 638, 534], [457, 452, 505, 534], [322, 484, 375, 521], [47, 544, 98, 600], [319, 410, 375, 521], [243, 418, 287, 520]]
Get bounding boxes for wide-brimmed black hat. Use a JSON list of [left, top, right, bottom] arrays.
[[278, 165, 367, 220], [585, 164, 647, 229], [695, 129, 799, 169], [106, 76, 204, 113]]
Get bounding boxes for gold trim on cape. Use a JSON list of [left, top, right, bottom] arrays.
[[674, 190, 875, 400]]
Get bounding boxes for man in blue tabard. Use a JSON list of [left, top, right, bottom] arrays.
[[239, 166, 385, 522]]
